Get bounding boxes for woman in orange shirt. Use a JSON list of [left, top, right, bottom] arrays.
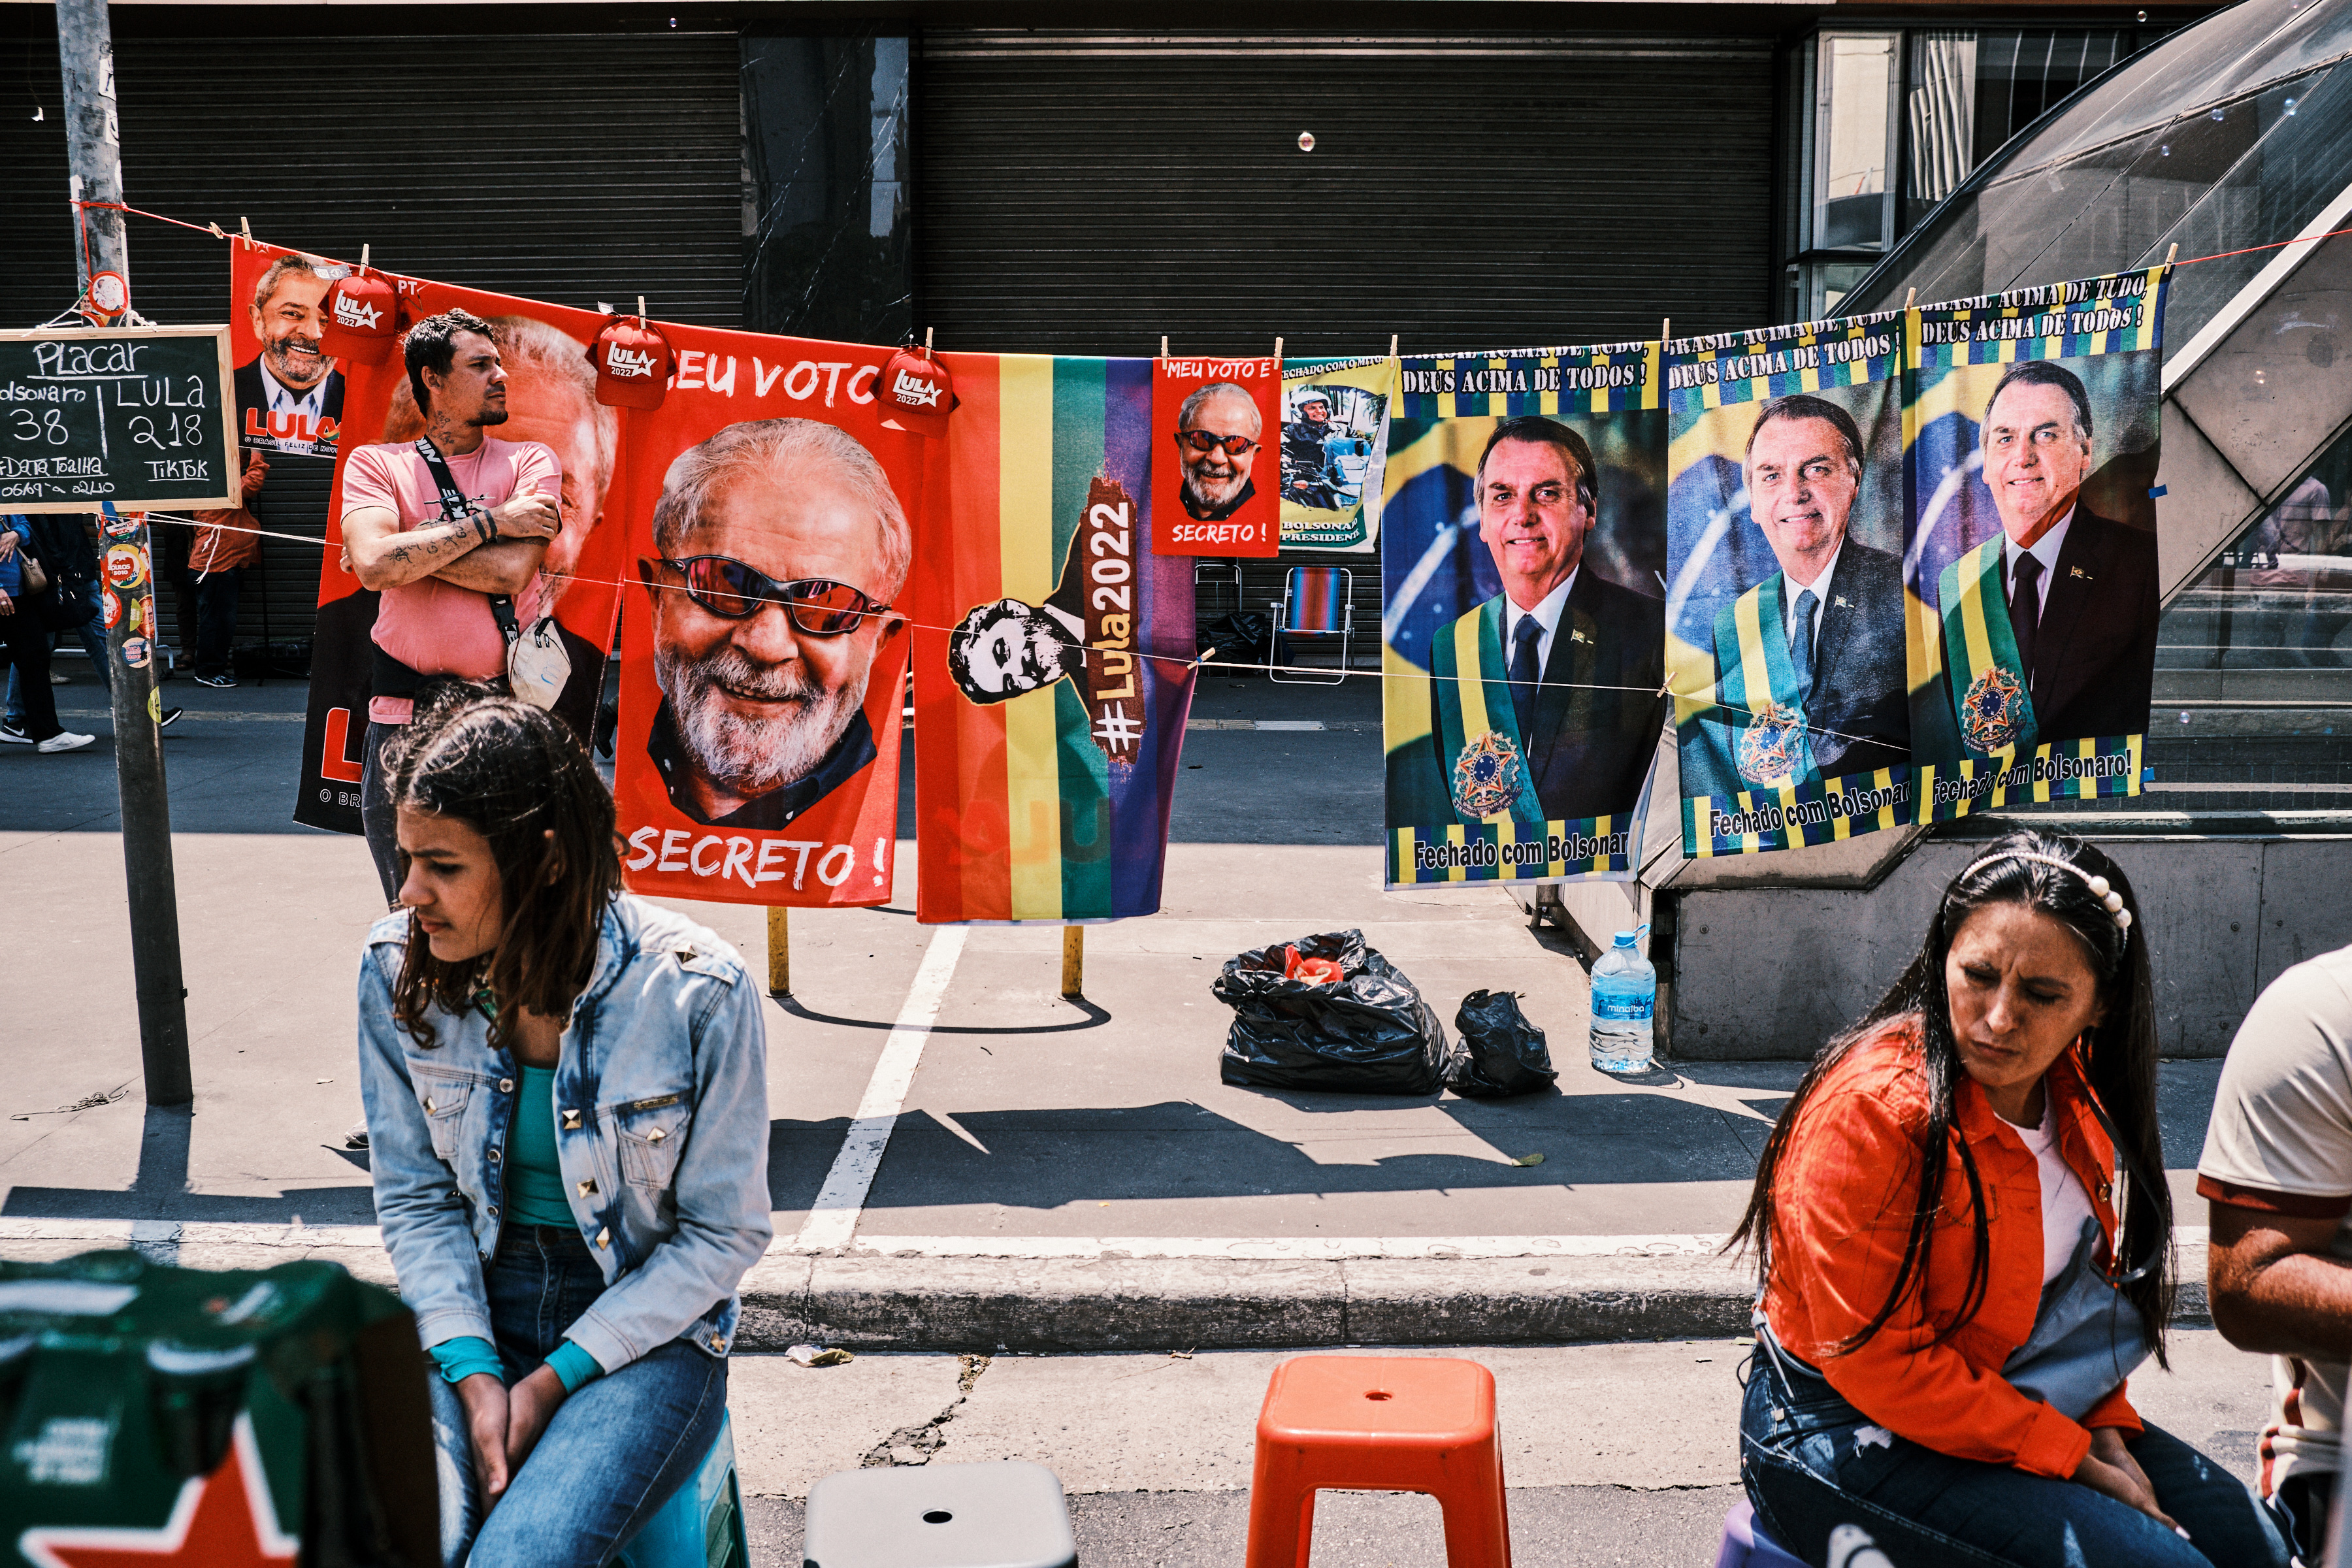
[[1732, 826, 2285, 1567]]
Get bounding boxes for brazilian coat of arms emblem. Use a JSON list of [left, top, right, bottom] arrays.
[[1452, 730, 1525, 820], [1735, 701, 1809, 789], [1961, 666, 2029, 754]]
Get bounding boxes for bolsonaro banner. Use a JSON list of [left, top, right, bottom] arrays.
[[1904, 269, 2166, 821]]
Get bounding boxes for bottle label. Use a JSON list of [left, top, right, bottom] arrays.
[[1592, 991, 1654, 1022]]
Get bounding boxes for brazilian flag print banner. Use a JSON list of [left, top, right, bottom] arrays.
[[1906, 268, 2167, 821], [1665, 314, 1912, 857], [1380, 345, 1669, 889]]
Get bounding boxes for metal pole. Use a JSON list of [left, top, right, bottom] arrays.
[[767, 906, 790, 996], [58, 0, 191, 1107]]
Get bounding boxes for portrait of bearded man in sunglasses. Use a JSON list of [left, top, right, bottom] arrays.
[[1173, 381, 1263, 522], [638, 418, 909, 830]]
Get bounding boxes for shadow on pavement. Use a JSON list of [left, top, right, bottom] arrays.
[[5, 1103, 379, 1224], [851, 1093, 1767, 1217], [777, 995, 1113, 1036]]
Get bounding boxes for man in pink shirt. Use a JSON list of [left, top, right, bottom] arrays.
[[340, 307, 563, 902]]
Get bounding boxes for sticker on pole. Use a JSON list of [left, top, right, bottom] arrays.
[[147, 689, 162, 723], [82, 270, 130, 322], [102, 587, 123, 629], [103, 544, 148, 589], [123, 636, 150, 670]]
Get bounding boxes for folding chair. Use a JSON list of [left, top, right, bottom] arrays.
[[1269, 565, 1352, 684], [1194, 559, 1243, 621]]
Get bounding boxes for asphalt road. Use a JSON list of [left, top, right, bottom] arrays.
[[721, 1333, 2274, 1568]]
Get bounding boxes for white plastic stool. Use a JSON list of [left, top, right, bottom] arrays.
[[803, 1460, 1076, 1568]]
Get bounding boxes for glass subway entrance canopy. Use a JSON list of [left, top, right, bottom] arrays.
[[1846, 0, 2352, 811]]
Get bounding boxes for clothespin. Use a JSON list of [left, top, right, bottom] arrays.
[[1905, 288, 1917, 310], [1273, 336, 1283, 363], [360, 244, 370, 270], [238, 216, 252, 249], [206, 221, 225, 240], [638, 295, 648, 330], [2164, 242, 2179, 270], [923, 326, 934, 360], [1161, 335, 1169, 357], [1388, 334, 1399, 358], [1660, 318, 1671, 342]]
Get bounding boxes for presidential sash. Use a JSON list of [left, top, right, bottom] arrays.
[[1938, 536, 2038, 759], [1712, 573, 1816, 791], [1430, 598, 1547, 823]]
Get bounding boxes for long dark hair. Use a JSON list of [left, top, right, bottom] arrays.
[[380, 685, 621, 1053], [1729, 826, 2172, 1362]]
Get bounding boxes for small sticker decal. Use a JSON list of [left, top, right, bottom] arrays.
[[102, 588, 122, 629], [103, 545, 148, 590], [122, 636, 150, 670], [147, 689, 161, 724]]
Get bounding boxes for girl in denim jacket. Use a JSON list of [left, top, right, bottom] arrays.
[[355, 689, 772, 1567]]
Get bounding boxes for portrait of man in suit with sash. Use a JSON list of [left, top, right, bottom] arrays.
[[1931, 359, 2158, 757], [1684, 394, 1907, 798], [1421, 416, 1666, 826]]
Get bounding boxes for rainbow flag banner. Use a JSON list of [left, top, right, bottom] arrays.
[[911, 354, 1198, 923]]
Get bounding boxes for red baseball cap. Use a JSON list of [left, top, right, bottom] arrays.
[[319, 270, 398, 365], [877, 348, 956, 438], [590, 316, 677, 411]]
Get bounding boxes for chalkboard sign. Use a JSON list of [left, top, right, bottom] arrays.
[[0, 325, 238, 513]]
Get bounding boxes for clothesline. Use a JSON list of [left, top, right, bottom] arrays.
[[61, 201, 2352, 351], [117, 508, 1903, 751]]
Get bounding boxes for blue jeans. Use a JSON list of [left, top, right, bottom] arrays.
[[426, 1225, 728, 1568], [1740, 1337, 2288, 1568]]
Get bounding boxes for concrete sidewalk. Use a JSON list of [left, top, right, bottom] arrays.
[[1, 672, 2226, 1348]]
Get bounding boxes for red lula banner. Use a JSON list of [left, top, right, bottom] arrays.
[[246, 245, 632, 833], [259, 244, 915, 906], [1151, 354, 1280, 557], [606, 331, 915, 907]]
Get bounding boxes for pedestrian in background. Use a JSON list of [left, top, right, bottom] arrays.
[[0, 516, 94, 754], [1729, 826, 2284, 1567], [354, 687, 768, 1567], [188, 450, 267, 689], [2198, 935, 2352, 1561], [1, 513, 179, 742]]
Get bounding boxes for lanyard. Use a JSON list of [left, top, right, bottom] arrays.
[[410, 436, 520, 645]]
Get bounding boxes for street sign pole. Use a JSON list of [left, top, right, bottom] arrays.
[[57, 0, 191, 1107]]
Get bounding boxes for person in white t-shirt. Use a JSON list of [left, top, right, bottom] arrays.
[[2199, 943, 2352, 1561]]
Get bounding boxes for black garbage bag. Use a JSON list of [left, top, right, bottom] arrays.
[[1199, 610, 1271, 668], [1215, 928, 1447, 1095], [1443, 988, 1559, 1097]]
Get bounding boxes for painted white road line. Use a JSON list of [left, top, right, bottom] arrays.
[[792, 926, 970, 1251]]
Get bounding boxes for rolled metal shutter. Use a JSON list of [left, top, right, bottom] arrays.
[[915, 29, 1777, 645], [0, 24, 742, 655]]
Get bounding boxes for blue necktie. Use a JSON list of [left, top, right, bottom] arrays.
[[1789, 589, 1818, 707], [1509, 614, 1543, 737]]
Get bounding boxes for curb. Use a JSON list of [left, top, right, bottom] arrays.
[[0, 1223, 2212, 1351]]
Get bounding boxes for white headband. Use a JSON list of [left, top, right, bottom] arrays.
[[1961, 850, 2132, 932]]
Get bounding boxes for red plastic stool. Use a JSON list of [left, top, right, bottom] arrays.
[[1245, 1356, 1511, 1568]]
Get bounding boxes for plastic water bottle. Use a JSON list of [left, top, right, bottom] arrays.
[[1589, 929, 1656, 1073]]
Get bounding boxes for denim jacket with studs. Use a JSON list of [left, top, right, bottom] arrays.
[[355, 892, 772, 1373]]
